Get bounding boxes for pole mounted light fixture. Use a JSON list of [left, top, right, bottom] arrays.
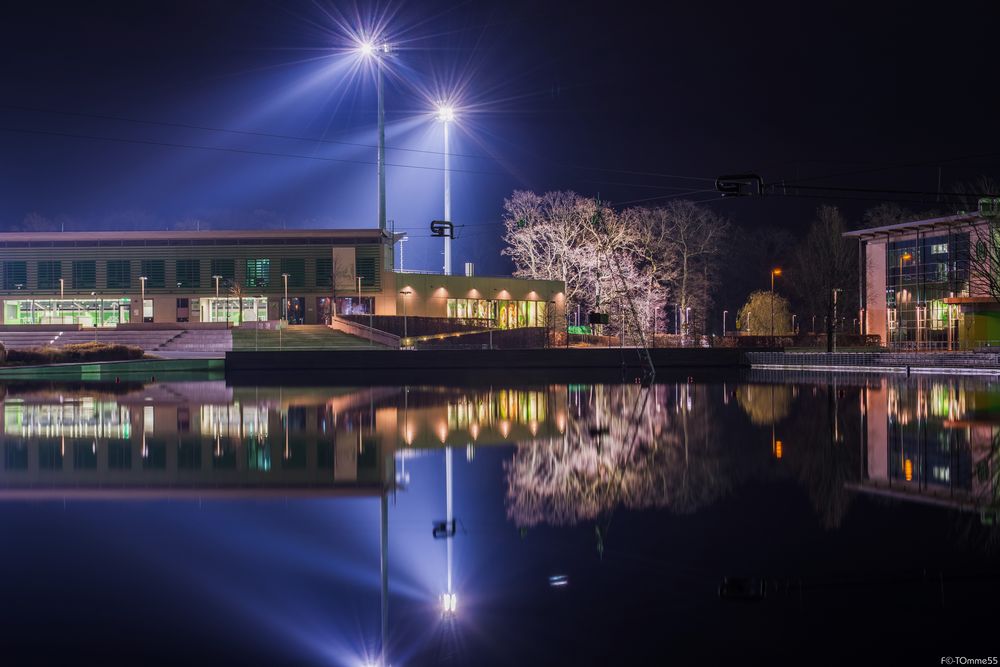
[[354, 36, 393, 233], [434, 101, 456, 275], [770, 268, 782, 337]]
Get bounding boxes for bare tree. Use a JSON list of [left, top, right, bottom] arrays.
[[227, 280, 246, 325], [790, 206, 859, 332], [658, 201, 728, 337]]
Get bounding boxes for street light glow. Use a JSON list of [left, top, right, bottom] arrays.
[[441, 592, 457, 615], [356, 40, 375, 58], [436, 103, 455, 123]]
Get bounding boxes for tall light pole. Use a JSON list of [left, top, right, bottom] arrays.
[[282, 273, 290, 323], [139, 276, 147, 323], [357, 39, 392, 233], [897, 251, 913, 345], [436, 103, 455, 275], [770, 268, 782, 336], [723, 309, 728, 336]]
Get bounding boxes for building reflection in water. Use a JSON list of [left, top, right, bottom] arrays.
[[860, 377, 999, 515]]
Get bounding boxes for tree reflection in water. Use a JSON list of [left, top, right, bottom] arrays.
[[504, 379, 874, 533], [504, 383, 734, 527]]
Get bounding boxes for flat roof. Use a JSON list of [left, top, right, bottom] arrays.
[[0, 228, 387, 243], [843, 213, 982, 238]]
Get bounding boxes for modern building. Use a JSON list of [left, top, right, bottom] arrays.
[[845, 212, 998, 349], [0, 229, 564, 329]]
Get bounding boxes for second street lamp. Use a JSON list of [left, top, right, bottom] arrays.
[[399, 289, 412, 344], [436, 102, 455, 276]]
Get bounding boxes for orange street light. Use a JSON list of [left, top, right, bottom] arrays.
[[897, 251, 914, 345], [770, 268, 782, 336]]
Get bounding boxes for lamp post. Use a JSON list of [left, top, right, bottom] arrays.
[[436, 103, 455, 275], [770, 268, 782, 336], [59, 277, 64, 300], [358, 276, 373, 346], [897, 251, 913, 346], [212, 275, 222, 323], [723, 309, 728, 336], [282, 273, 290, 324], [399, 289, 412, 345], [139, 276, 147, 323], [357, 39, 392, 233]]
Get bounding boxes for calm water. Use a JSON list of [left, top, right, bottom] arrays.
[[0, 374, 997, 665]]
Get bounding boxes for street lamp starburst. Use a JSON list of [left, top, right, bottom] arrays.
[[436, 103, 455, 123]]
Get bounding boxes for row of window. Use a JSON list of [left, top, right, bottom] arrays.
[[1, 257, 341, 291], [446, 298, 550, 329]]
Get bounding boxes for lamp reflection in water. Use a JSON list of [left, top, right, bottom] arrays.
[[441, 445, 457, 618]]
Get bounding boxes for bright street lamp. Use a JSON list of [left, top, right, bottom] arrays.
[[770, 268, 782, 336], [356, 38, 392, 232], [436, 102, 455, 275]]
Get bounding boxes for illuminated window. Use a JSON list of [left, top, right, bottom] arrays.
[[930, 243, 947, 255], [245, 258, 271, 288]]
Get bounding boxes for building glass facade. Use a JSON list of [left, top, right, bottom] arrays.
[[3, 298, 132, 326], [886, 231, 969, 348]]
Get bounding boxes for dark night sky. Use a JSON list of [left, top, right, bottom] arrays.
[[2, 0, 999, 273]]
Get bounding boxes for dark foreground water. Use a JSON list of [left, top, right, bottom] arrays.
[[0, 373, 997, 665]]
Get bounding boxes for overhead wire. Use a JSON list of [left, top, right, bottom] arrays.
[[0, 103, 717, 184]]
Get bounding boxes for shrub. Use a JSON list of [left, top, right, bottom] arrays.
[[5, 343, 144, 365]]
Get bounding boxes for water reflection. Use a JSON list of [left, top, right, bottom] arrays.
[[1, 376, 996, 517], [860, 376, 1000, 516], [0, 375, 997, 664]]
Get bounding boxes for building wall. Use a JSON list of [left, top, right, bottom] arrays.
[[388, 272, 566, 322], [0, 232, 566, 327], [865, 239, 887, 341]]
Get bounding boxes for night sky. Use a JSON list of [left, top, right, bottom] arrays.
[[3, 1, 999, 273]]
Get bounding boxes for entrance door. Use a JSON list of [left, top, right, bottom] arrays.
[[286, 297, 305, 324]]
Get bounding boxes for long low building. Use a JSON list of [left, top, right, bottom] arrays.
[[0, 228, 565, 329]]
